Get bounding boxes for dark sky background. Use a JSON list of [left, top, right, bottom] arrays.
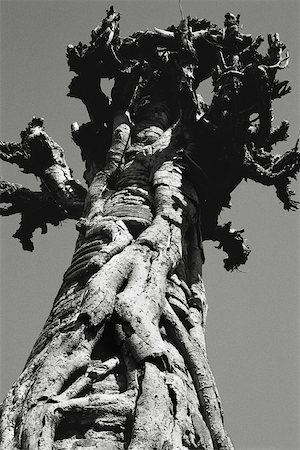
[[0, 1, 299, 449]]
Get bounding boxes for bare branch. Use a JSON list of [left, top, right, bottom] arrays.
[[66, 6, 121, 76], [263, 32, 289, 69], [271, 80, 291, 100], [213, 222, 251, 271], [0, 180, 81, 251], [0, 142, 31, 171], [1, 117, 87, 217], [270, 120, 289, 145], [243, 141, 300, 209]]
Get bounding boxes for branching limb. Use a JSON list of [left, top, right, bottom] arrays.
[[0, 141, 28, 169], [68, 75, 111, 126], [0, 118, 87, 249], [66, 6, 121, 77], [271, 79, 291, 100], [213, 222, 251, 271], [0, 180, 77, 251], [249, 121, 290, 149], [262, 33, 289, 69], [243, 140, 300, 209], [1, 117, 86, 214], [269, 120, 289, 145]]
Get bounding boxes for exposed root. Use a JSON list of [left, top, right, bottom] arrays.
[[128, 362, 174, 450], [162, 302, 234, 450]]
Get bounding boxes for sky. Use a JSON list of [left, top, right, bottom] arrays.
[[0, 1, 299, 449]]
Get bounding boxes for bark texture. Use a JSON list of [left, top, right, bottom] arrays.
[[1, 7, 299, 450]]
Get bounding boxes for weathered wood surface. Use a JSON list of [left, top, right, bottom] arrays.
[[1, 7, 299, 450], [1, 117, 230, 449]]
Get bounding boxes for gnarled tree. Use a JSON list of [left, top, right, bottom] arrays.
[[1, 7, 299, 450]]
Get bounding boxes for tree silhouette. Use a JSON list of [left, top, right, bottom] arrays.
[[1, 7, 299, 449]]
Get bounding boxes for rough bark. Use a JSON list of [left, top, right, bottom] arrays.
[[1, 7, 299, 450], [2, 119, 231, 449], [0, 117, 86, 250]]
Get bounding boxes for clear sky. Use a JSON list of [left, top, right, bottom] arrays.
[[0, 1, 299, 449]]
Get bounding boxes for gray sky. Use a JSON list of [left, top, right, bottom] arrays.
[[0, 1, 299, 449]]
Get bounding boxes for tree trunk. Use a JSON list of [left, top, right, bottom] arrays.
[[0, 108, 233, 449], [1, 7, 299, 450]]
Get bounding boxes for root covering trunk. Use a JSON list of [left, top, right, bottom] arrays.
[[1, 6, 298, 449], [0, 116, 233, 449]]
